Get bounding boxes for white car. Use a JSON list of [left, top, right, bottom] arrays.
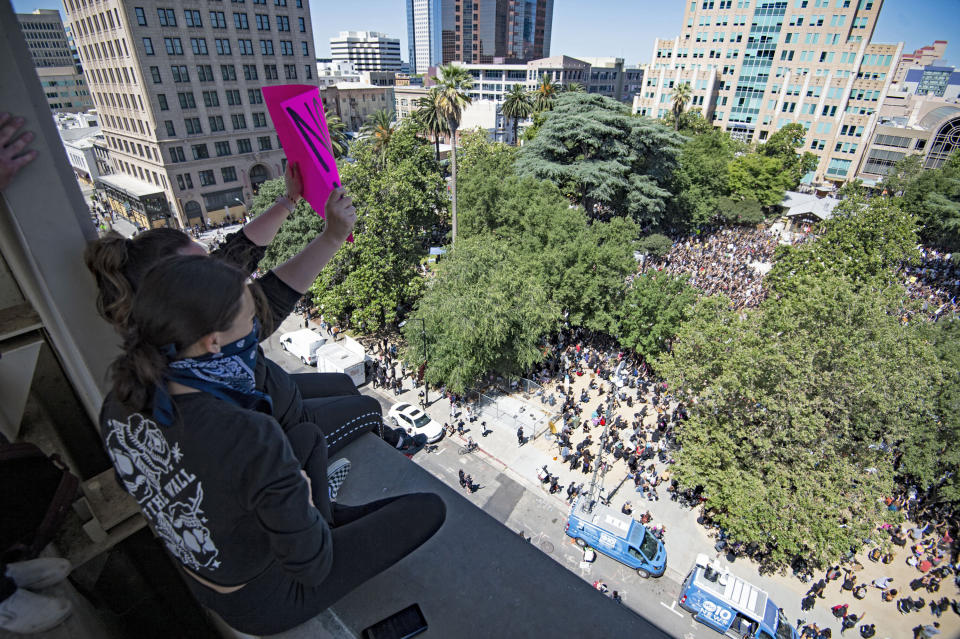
[[387, 402, 444, 443]]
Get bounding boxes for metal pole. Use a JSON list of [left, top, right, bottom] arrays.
[[585, 377, 615, 514], [416, 318, 428, 406]]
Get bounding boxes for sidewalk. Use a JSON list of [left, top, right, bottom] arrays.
[[379, 372, 957, 639]]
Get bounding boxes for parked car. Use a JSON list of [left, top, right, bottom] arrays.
[[387, 403, 444, 443]]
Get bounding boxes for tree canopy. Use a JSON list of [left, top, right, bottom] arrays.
[[515, 93, 685, 228], [900, 151, 960, 251], [250, 177, 325, 270], [615, 271, 698, 361], [728, 124, 818, 207], [309, 123, 447, 331]]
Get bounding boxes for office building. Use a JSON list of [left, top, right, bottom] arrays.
[[62, 0, 318, 229], [330, 31, 401, 72], [892, 40, 947, 84], [407, 0, 442, 74], [633, 0, 902, 187], [407, 0, 553, 74], [901, 63, 960, 99], [321, 84, 394, 132], [578, 57, 646, 103], [17, 9, 93, 112]]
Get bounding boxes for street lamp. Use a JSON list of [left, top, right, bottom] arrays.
[[410, 318, 428, 406]]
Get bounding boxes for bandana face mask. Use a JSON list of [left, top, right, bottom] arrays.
[[154, 319, 272, 426]]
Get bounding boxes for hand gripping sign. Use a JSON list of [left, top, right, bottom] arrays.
[[263, 85, 352, 241]]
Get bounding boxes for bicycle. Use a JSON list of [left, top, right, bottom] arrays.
[[458, 441, 479, 455]]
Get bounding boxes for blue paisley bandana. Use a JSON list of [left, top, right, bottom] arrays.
[[153, 321, 273, 426]]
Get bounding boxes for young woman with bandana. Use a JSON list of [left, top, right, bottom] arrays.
[[84, 169, 416, 465], [99, 249, 445, 635]]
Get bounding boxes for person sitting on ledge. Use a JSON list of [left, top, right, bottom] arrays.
[[99, 251, 446, 636]]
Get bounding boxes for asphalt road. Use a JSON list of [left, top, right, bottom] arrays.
[[262, 317, 713, 639]]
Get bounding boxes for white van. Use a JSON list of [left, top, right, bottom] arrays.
[[315, 342, 366, 386], [279, 329, 328, 366]]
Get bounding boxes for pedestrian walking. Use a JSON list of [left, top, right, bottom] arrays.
[[458, 469, 467, 489], [517, 426, 525, 446]]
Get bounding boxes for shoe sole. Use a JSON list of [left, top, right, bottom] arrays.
[[327, 458, 351, 501]]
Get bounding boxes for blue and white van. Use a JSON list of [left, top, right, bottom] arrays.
[[564, 496, 666, 578], [679, 554, 798, 639]]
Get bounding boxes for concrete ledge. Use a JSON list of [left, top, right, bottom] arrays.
[[303, 433, 672, 639]]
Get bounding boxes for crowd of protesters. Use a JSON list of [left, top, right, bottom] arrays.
[[898, 247, 960, 323], [635, 227, 780, 309]]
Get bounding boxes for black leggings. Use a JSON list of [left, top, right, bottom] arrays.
[[292, 373, 381, 456], [189, 493, 446, 636]]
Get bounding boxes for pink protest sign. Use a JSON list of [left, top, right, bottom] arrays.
[[263, 85, 351, 241]]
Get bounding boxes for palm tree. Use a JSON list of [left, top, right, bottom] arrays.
[[565, 82, 586, 93], [360, 109, 396, 156], [435, 63, 473, 245], [324, 108, 348, 159], [533, 74, 557, 113], [414, 87, 450, 161], [501, 84, 533, 146], [671, 82, 692, 131]]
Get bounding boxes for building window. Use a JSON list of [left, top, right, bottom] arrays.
[[221, 166, 238, 182], [304, 64, 312, 80], [209, 115, 225, 131], [215, 141, 232, 156], [169, 146, 186, 162], [215, 38, 231, 55], [184, 9, 202, 27], [164, 37, 183, 55], [248, 89, 264, 104], [257, 135, 272, 150], [252, 112, 267, 127], [198, 169, 215, 185], [171, 65, 189, 82], [234, 12, 249, 29], [185, 117, 202, 134], [192, 145, 210, 161], [210, 11, 226, 28], [284, 64, 297, 79], [274, 0, 287, 6], [263, 64, 278, 79], [259, 39, 274, 55], [276, 15, 289, 31], [279, 40, 293, 56], [142, 37, 154, 55], [197, 64, 215, 82], [157, 8, 177, 26], [226, 89, 242, 105], [243, 64, 258, 80], [191, 38, 208, 55], [176, 173, 193, 190], [301, 42, 309, 56], [150, 66, 162, 83], [164, 120, 176, 136], [255, 14, 270, 30], [177, 91, 196, 108], [158, 94, 168, 110], [238, 39, 254, 55], [231, 114, 247, 129], [135, 7, 147, 26], [203, 90, 219, 107], [237, 138, 252, 153], [221, 64, 237, 81], [298, 17, 305, 32]]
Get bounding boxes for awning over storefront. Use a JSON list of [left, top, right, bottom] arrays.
[[96, 173, 163, 199]]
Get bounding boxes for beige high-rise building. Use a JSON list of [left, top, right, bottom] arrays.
[[892, 40, 947, 84], [17, 9, 94, 112], [63, 0, 317, 229], [633, 0, 902, 187]]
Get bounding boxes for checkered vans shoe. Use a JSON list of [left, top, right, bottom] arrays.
[[326, 458, 351, 502]]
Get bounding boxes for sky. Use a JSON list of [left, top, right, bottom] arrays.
[[10, 0, 960, 66]]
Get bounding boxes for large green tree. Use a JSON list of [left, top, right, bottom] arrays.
[[900, 151, 960, 251], [514, 92, 685, 228], [728, 124, 817, 206], [403, 236, 558, 393], [309, 123, 448, 331], [658, 274, 941, 567], [615, 271, 698, 361], [766, 194, 919, 295], [674, 128, 740, 227]]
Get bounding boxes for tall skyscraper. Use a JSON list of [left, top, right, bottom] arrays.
[[330, 31, 402, 72], [62, 0, 317, 229], [633, 0, 900, 187], [407, 0, 552, 73], [17, 9, 93, 112], [407, 0, 442, 74]]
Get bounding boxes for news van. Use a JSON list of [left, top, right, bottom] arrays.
[[564, 496, 666, 578], [678, 554, 798, 639]]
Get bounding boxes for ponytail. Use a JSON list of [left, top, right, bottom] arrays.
[[85, 228, 193, 332], [110, 327, 168, 412], [84, 231, 134, 329]]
